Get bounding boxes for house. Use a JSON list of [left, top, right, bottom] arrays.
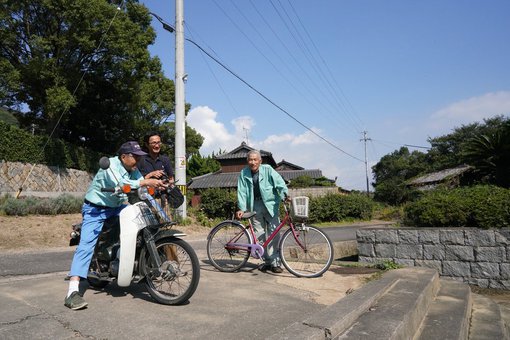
[[407, 164, 473, 191], [188, 142, 334, 206]]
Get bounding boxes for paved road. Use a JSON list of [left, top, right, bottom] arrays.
[[0, 223, 392, 277], [0, 226, 377, 340]]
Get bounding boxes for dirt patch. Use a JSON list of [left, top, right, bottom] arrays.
[[276, 266, 375, 305], [0, 214, 211, 252]]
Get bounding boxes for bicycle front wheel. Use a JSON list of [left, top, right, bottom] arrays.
[[207, 221, 251, 272], [280, 225, 334, 278]]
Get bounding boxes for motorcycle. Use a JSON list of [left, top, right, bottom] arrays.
[[69, 157, 199, 305]]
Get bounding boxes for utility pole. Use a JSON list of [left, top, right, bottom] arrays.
[[174, 0, 187, 218], [361, 131, 371, 196]]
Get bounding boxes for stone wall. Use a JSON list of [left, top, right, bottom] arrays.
[[357, 227, 510, 289], [288, 187, 339, 198], [0, 161, 92, 196]]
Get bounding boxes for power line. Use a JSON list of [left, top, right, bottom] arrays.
[[152, 14, 364, 163]]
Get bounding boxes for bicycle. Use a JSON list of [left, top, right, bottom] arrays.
[[206, 196, 334, 278]]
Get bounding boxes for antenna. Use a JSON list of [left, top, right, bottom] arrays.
[[243, 126, 250, 145]]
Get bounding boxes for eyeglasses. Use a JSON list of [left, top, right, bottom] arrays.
[[149, 141, 162, 146]]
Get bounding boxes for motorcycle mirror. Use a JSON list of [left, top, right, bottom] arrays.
[[99, 157, 110, 170]]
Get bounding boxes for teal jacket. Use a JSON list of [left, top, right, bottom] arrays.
[[84, 156, 143, 208], [237, 164, 288, 217]]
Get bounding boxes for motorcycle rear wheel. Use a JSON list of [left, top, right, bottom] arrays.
[[140, 238, 200, 305]]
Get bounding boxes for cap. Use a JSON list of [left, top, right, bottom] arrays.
[[118, 141, 147, 156]]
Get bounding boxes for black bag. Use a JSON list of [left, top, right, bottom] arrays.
[[164, 185, 185, 209]]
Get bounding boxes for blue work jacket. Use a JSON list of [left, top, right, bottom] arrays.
[[84, 156, 143, 208], [237, 164, 288, 217]]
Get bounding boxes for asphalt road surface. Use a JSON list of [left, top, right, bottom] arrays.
[[0, 223, 387, 340], [0, 223, 392, 277]]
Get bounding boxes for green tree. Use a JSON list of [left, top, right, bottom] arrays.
[[0, 0, 187, 154], [427, 115, 510, 171], [372, 147, 428, 205], [187, 152, 220, 178], [289, 175, 314, 188], [462, 120, 510, 188]]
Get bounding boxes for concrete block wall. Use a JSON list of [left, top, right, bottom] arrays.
[[288, 187, 339, 198], [357, 227, 510, 289], [0, 161, 92, 196]]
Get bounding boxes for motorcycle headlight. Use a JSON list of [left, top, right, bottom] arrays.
[[137, 186, 149, 200]]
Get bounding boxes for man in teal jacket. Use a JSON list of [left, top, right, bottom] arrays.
[[65, 141, 164, 310], [236, 150, 288, 273]]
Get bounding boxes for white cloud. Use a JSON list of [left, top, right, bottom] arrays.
[[231, 116, 255, 136], [187, 106, 370, 190], [187, 106, 239, 153], [428, 91, 510, 132]]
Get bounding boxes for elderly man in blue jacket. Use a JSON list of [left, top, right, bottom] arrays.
[[236, 150, 288, 273], [64, 141, 164, 310]]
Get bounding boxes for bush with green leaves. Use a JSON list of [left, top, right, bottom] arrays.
[[0, 194, 83, 216], [199, 188, 238, 220], [403, 185, 510, 229], [0, 121, 101, 172], [308, 193, 375, 223]]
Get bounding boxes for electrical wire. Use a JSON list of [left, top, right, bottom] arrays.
[[151, 13, 364, 163]]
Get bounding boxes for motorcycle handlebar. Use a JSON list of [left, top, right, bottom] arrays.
[[101, 188, 115, 192]]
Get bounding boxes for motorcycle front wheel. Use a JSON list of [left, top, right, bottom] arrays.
[[140, 238, 200, 305]]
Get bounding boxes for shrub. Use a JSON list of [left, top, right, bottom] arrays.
[[308, 193, 375, 223], [403, 185, 510, 229], [199, 188, 238, 220], [0, 194, 83, 216], [0, 121, 100, 172]]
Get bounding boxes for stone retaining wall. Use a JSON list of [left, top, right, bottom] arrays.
[[357, 227, 510, 289], [289, 187, 339, 198], [0, 161, 92, 196]]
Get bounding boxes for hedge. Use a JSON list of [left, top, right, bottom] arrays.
[[0, 121, 100, 172], [403, 185, 510, 229], [308, 193, 375, 223]]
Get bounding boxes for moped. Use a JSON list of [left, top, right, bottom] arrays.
[[69, 157, 199, 305]]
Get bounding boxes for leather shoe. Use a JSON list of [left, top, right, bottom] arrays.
[[270, 266, 283, 273]]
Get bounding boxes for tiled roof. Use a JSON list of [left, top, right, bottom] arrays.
[[408, 165, 472, 185], [189, 169, 324, 189], [214, 142, 272, 160], [276, 159, 304, 170]]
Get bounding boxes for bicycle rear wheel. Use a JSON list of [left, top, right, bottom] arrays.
[[207, 221, 251, 272], [280, 225, 334, 278]]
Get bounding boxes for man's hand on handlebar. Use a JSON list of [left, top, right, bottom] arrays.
[[141, 178, 165, 189]]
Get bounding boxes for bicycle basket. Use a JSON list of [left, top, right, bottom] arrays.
[[291, 196, 309, 220]]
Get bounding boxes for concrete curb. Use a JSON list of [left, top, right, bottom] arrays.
[[268, 267, 439, 340], [469, 294, 508, 339], [415, 279, 472, 340]]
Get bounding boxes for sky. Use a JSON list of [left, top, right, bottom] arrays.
[[139, 0, 510, 191]]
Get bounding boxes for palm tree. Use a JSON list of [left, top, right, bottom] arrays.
[[462, 121, 510, 188]]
